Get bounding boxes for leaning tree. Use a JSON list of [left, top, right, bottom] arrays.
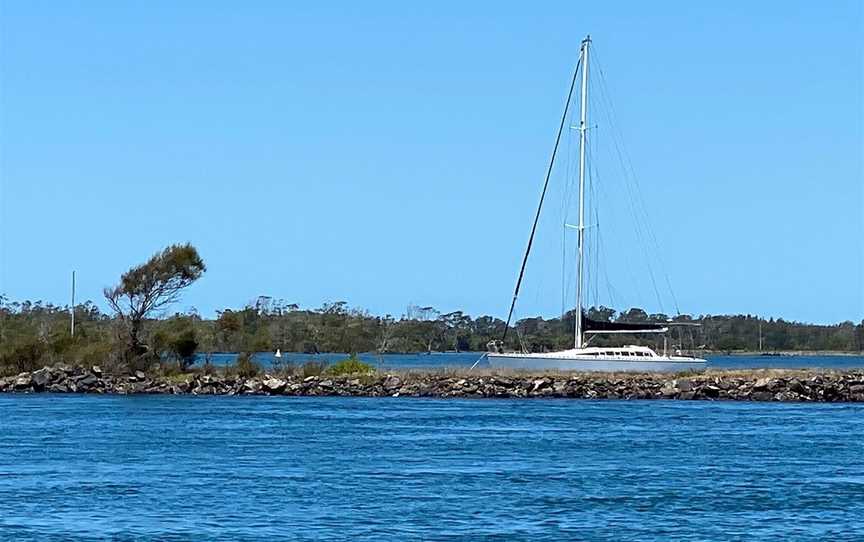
[[104, 243, 206, 360]]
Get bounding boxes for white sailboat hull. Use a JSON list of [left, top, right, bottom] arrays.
[[487, 349, 706, 373]]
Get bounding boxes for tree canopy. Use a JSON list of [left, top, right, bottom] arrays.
[[104, 243, 205, 360]]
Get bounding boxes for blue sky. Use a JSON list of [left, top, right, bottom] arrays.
[[0, 1, 861, 324]]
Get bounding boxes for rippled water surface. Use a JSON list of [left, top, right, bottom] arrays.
[[2, 396, 864, 540]]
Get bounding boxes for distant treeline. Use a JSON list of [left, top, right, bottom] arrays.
[[1, 294, 862, 376]]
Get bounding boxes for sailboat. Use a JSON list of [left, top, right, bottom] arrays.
[[487, 36, 706, 373]]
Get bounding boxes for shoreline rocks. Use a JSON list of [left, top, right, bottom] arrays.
[[1, 365, 864, 402]]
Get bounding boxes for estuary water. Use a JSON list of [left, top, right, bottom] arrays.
[[206, 351, 864, 371], [2, 395, 864, 540]]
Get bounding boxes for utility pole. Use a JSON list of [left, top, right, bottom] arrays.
[[71, 270, 76, 337], [758, 319, 763, 353]]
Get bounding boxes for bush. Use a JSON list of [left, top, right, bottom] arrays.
[[152, 321, 199, 372], [271, 358, 297, 378], [201, 353, 217, 376], [229, 352, 261, 378], [0, 338, 47, 376], [171, 329, 198, 370], [300, 360, 327, 378], [327, 356, 374, 376]]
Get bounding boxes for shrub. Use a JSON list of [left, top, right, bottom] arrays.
[[201, 353, 217, 376], [301, 360, 327, 378], [271, 358, 297, 378], [171, 329, 198, 370], [229, 352, 261, 378], [327, 356, 374, 376], [76, 341, 115, 369], [0, 338, 47, 376]]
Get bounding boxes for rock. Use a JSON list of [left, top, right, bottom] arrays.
[[244, 379, 262, 393], [77, 374, 99, 390], [262, 377, 287, 393], [702, 385, 721, 398], [674, 379, 692, 392], [3, 366, 864, 402], [129, 382, 147, 394], [14, 374, 32, 390], [753, 378, 772, 391], [787, 379, 806, 394], [660, 385, 677, 398], [31, 368, 53, 389], [531, 378, 551, 392]]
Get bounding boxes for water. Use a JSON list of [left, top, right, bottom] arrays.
[[204, 351, 864, 371], [2, 395, 864, 540]]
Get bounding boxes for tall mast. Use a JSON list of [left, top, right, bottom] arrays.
[[574, 35, 590, 349]]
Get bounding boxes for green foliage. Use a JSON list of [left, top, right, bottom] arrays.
[[327, 356, 374, 376], [104, 243, 205, 360], [152, 316, 199, 371], [300, 360, 327, 377], [1, 290, 863, 380], [0, 337, 46, 376], [228, 352, 262, 378], [172, 329, 198, 368]]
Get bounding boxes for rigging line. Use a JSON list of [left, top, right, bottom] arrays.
[[597, 229, 618, 309], [583, 60, 637, 311], [501, 54, 583, 343], [589, 127, 601, 309], [561, 117, 576, 319], [594, 47, 680, 315], [592, 50, 654, 285], [591, 107, 606, 310], [585, 123, 596, 308], [592, 51, 664, 313]]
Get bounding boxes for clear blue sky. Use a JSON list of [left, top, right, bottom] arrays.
[[1, 1, 861, 324]]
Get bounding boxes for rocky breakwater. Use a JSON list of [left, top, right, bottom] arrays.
[[3, 365, 864, 402]]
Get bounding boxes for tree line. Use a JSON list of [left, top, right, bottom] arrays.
[[1, 243, 862, 375]]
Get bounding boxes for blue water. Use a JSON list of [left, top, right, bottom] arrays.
[[205, 351, 864, 371], [2, 395, 864, 540]]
